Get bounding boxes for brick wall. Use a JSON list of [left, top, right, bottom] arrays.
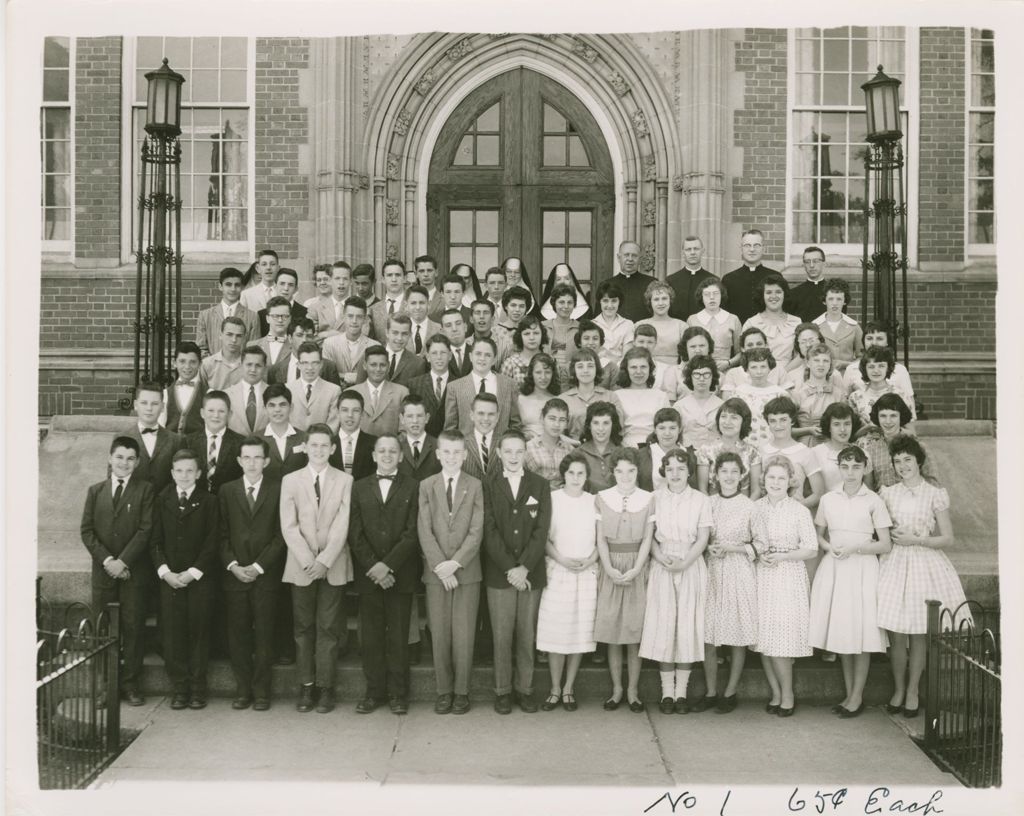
[[254, 38, 311, 259], [918, 28, 966, 263], [74, 37, 122, 262], [732, 29, 788, 259]]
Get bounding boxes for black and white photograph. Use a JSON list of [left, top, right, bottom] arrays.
[[7, 0, 1021, 813]]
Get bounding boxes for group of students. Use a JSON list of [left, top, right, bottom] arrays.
[[79, 236, 970, 718]]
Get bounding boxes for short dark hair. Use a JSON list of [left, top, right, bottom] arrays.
[[239, 436, 270, 457], [242, 345, 268, 363], [739, 326, 768, 348], [364, 344, 389, 363], [559, 451, 589, 479], [870, 392, 913, 428], [306, 423, 334, 443], [803, 246, 825, 261], [678, 326, 715, 363], [472, 391, 499, 409], [859, 345, 896, 381], [888, 433, 927, 468], [522, 352, 560, 396], [484, 267, 506, 281], [425, 333, 451, 351], [575, 320, 605, 347], [110, 435, 140, 455], [136, 381, 164, 400], [753, 273, 790, 313], [659, 446, 696, 478], [203, 389, 231, 410], [172, 448, 201, 466], [716, 398, 752, 440], [400, 394, 426, 413], [470, 335, 497, 355], [610, 446, 641, 470], [541, 397, 569, 418], [549, 283, 576, 308], [257, 249, 279, 262], [792, 323, 824, 360], [441, 273, 465, 291], [836, 444, 868, 466], [501, 287, 531, 311], [352, 263, 375, 280], [406, 284, 430, 301], [471, 298, 496, 316], [684, 354, 720, 391], [498, 429, 527, 448], [694, 276, 727, 307], [863, 321, 890, 340], [262, 383, 292, 406], [616, 347, 655, 389], [595, 280, 624, 304], [567, 347, 603, 388], [296, 341, 322, 361], [339, 389, 365, 409], [653, 407, 681, 428], [512, 315, 547, 351], [713, 450, 746, 475], [580, 401, 623, 446], [219, 266, 244, 284], [414, 254, 437, 268], [288, 317, 316, 336], [343, 295, 368, 314], [175, 341, 202, 359], [823, 278, 851, 303], [819, 402, 861, 441], [741, 346, 776, 371], [387, 312, 413, 330], [634, 323, 658, 340], [763, 396, 798, 423], [221, 315, 247, 334], [381, 258, 406, 274], [275, 268, 299, 284]]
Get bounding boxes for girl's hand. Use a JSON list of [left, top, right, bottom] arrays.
[[620, 567, 639, 583], [606, 567, 626, 583], [760, 551, 777, 566], [891, 529, 917, 547], [708, 543, 725, 558], [661, 554, 676, 569]]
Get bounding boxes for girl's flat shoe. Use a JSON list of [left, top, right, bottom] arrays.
[[603, 696, 622, 712], [765, 702, 780, 714], [562, 693, 578, 712], [831, 702, 846, 715], [541, 694, 561, 711], [902, 706, 920, 719], [658, 697, 675, 715], [777, 700, 797, 718], [838, 702, 865, 719], [629, 700, 646, 713], [884, 703, 904, 715], [690, 696, 715, 713], [716, 694, 738, 714]]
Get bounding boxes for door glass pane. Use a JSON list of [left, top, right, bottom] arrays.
[[477, 102, 500, 131], [543, 104, 565, 132], [568, 211, 591, 243], [449, 246, 473, 268], [450, 210, 473, 243], [542, 247, 565, 273], [477, 210, 499, 243], [449, 209, 500, 275], [543, 211, 564, 244], [476, 135, 500, 166], [568, 136, 588, 166], [477, 246, 499, 272], [543, 136, 564, 166], [568, 248, 592, 283]]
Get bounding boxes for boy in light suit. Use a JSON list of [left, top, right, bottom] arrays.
[[280, 423, 354, 713], [352, 345, 408, 437], [287, 342, 342, 433], [417, 430, 484, 715]]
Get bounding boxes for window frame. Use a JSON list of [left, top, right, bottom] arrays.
[[785, 27, 919, 267], [41, 36, 75, 257], [965, 27, 995, 257], [120, 36, 255, 264]]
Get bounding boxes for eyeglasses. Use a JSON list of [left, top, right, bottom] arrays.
[[691, 370, 714, 379], [268, 313, 291, 320]]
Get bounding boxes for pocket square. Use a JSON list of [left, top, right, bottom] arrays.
[[525, 496, 539, 506]]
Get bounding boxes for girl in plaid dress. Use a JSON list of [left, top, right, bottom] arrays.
[[696, 397, 763, 499], [501, 315, 546, 391], [878, 435, 971, 719], [733, 348, 788, 446]]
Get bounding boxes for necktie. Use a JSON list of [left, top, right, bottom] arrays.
[[454, 348, 463, 371], [388, 353, 397, 380], [388, 298, 396, 315], [314, 474, 321, 505], [208, 436, 218, 489], [446, 477, 454, 512], [480, 434, 489, 469], [305, 383, 313, 403], [370, 388, 379, 414], [246, 485, 256, 512], [113, 479, 124, 507], [293, 364, 300, 381], [414, 325, 422, 354], [435, 376, 443, 401], [412, 441, 420, 462], [343, 437, 354, 474], [246, 386, 257, 431], [179, 491, 188, 511], [478, 376, 487, 395], [334, 300, 343, 325]]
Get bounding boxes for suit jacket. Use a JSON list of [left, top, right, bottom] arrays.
[[408, 371, 449, 438], [447, 343, 474, 380], [721, 264, 776, 325], [469, 332, 513, 371], [263, 427, 309, 482], [218, 476, 286, 589], [225, 380, 270, 437], [279, 465, 353, 586], [460, 434, 503, 482], [257, 301, 308, 338], [397, 434, 442, 482], [80, 477, 154, 589], [352, 380, 408, 437], [788, 279, 828, 324], [307, 297, 347, 336], [268, 353, 341, 387], [322, 334, 373, 384], [444, 373, 521, 437], [361, 348, 426, 390], [348, 472, 421, 594], [195, 303, 259, 357], [185, 428, 245, 494], [407, 319, 441, 356], [417, 471, 483, 585], [150, 483, 219, 575], [368, 297, 408, 343], [255, 334, 291, 367], [666, 267, 717, 320], [163, 381, 206, 436], [481, 470, 551, 590], [287, 378, 342, 433], [333, 430, 378, 481], [127, 426, 186, 495]]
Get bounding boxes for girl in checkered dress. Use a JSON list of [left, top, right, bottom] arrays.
[[877, 434, 971, 719]]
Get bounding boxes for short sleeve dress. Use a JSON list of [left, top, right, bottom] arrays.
[[790, 378, 843, 446], [809, 486, 892, 654], [617, 388, 670, 447], [734, 382, 789, 445], [639, 487, 713, 663], [593, 488, 654, 644], [813, 441, 873, 493], [751, 496, 818, 657], [688, 309, 742, 369], [674, 393, 724, 451], [697, 439, 762, 497], [636, 316, 687, 365], [536, 490, 600, 654], [704, 492, 759, 647], [759, 440, 822, 498], [877, 481, 972, 634], [848, 382, 916, 424]]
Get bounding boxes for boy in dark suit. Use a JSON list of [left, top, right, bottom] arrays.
[[408, 334, 452, 439], [483, 430, 552, 714], [349, 435, 421, 715], [151, 448, 220, 709], [397, 395, 441, 482], [130, 381, 186, 495], [220, 437, 286, 711], [81, 436, 155, 706], [160, 342, 206, 435], [185, 390, 244, 495]]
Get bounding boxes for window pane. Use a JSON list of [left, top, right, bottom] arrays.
[[476, 210, 499, 244], [136, 37, 164, 70], [477, 102, 499, 131], [221, 140, 247, 174], [792, 212, 815, 243], [192, 69, 219, 103], [820, 178, 846, 210], [794, 74, 820, 105], [850, 38, 868, 72], [543, 136, 565, 166], [44, 174, 71, 207], [819, 112, 848, 143], [477, 246, 499, 273], [970, 146, 994, 177], [792, 144, 817, 177], [973, 39, 995, 73], [822, 73, 848, 105], [44, 37, 70, 68], [823, 26, 848, 38], [222, 175, 247, 208], [568, 136, 588, 166], [568, 211, 591, 243], [820, 144, 847, 177], [970, 180, 994, 211], [220, 37, 247, 68], [221, 110, 248, 139], [543, 104, 565, 132], [972, 75, 995, 108], [43, 69, 69, 102], [793, 38, 818, 73], [43, 208, 70, 240], [165, 37, 192, 69], [568, 247, 591, 281], [453, 135, 473, 165], [792, 178, 816, 211], [193, 37, 220, 68], [43, 108, 70, 140], [972, 113, 994, 144], [543, 211, 565, 244], [823, 39, 849, 71], [820, 212, 845, 243], [44, 141, 69, 173], [793, 112, 818, 143], [450, 210, 473, 243], [449, 246, 473, 267], [221, 70, 247, 104], [476, 135, 500, 165], [970, 212, 995, 244], [848, 212, 866, 245], [542, 247, 565, 273]]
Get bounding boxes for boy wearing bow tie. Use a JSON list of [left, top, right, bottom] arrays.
[[150, 449, 219, 710]]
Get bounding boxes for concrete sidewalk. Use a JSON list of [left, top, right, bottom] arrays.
[[94, 695, 955, 789]]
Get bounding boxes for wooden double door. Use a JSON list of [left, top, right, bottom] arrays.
[[427, 68, 615, 302]]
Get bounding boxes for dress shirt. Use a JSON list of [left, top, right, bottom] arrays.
[[166, 378, 199, 425], [264, 424, 298, 460], [268, 336, 288, 363], [220, 301, 239, 319], [470, 371, 496, 395], [158, 484, 204, 581], [285, 356, 302, 382], [406, 433, 427, 459], [205, 428, 226, 456], [109, 474, 132, 499], [431, 370, 450, 396], [503, 469, 523, 498], [137, 423, 159, 456], [367, 382, 383, 409], [337, 429, 360, 472], [383, 292, 406, 314]]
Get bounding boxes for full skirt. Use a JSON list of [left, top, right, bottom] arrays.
[[639, 559, 707, 663], [536, 558, 599, 654], [809, 553, 888, 653], [594, 551, 647, 645], [704, 552, 759, 647], [876, 546, 972, 634]]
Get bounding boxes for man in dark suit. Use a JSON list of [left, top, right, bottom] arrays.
[[185, 390, 244, 495], [255, 296, 295, 367], [787, 245, 829, 323], [666, 236, 717, 320], [609, 241, 656, 322], [482, 430, 552, 714], [219, 436, 287, 711], [368, 259, 410, 342], [459, 393, 503, 483], [397, 395, 441, 482], [373, 313, 427, 389], [408, 334, 453, 439], [150, 448, 219, 710], [261, 384, 308, 482], [161, 342, 206, 436], [349, 435, 421, 715], [80, 435, 154, 705], [334, 389, 378, 481], [130, 382, 187, 495], [429, 273, 473, 326], [257, 268, 308, 337], [721, 229, 778, 325], [439, 308, 473, 380]]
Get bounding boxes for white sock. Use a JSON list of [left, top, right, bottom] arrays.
[[675, 669, 692, 699], [659, 671, 675, 699]]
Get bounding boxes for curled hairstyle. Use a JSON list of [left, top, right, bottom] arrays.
[[870, 392, 913, 428], [580, 401, 623, 446], [713, 450, 747, 476], [684, 354, 720, 391], [762, 395, 798, 424], [616, 347, 656, 389], [859, 344, 896, 381], [643, 280, 675, 308], [548, 282, 578, 310], [610, 446, 641, 470], [512, 315, 548, 351], [678, 325, 715, 363], [803, 343, 835, 380], [888, 433, 927, 468], [823, 278, 851, 304], [792, 323, 824, 361], [575, 320, 605, 347], [836, 444, 868, 466], [740, 346, 776, 371], [659, 446, 696, 478], [595, 280, 625, 306], [694, 276, 727, 307], [567, 347, 603, 388], [818, 401, 861, 441], [762, 454, 795, 481], [521, 352, 561, 396], [559, 451, 590, 479], [753, 273, 790, 313], [716, 397, 752, 440]]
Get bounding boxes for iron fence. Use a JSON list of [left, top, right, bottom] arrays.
[[923, 599, 1001, 788], [36, 586, 122, 790]]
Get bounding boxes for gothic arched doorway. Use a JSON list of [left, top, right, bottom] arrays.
[[426, 68, 615, 303]]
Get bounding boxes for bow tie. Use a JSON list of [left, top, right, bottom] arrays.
[[176, 379, 196, 386], [140, 427, 159, 435], [376, 473, 396, 481], [807, 385, 834, 395]]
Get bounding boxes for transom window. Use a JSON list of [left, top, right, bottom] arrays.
[[542, 104, 590, 167], [542, 210, 593, 287], [452, 103, 501, 166], [41, 37, 73, 248], [128, 37, 252, 249], [967, 28, 994, 249], [449, 209, 500, 272]]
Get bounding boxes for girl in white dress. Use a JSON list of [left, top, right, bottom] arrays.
[[759, 395, 825, 511], [640, 448, 712, 714], [810, 445, 892, 717], [537, 455, 600, 712], [687, 278, 741, 372], [673, 354, 724, 450]]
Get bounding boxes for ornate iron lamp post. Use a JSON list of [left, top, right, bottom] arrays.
[[861, 65, 910, 369], [132, 58, 185, 390]]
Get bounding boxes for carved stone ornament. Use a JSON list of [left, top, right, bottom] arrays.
[[608, 70, 629, 96], [643, 155, 657, 182], [359, 174, 370, 190], [386, 244, 399, 260], [395, 109, 412, 137], [572, 38, 599, 63], [385, 199, 400, 225], [672, 175, 686, 192], [488, 33, 510, 39], [642, 201, 657, 226], [447, 37, 474, 61], [415, 69, 437, 96], [640, 243, 656, 273], [386, 153, 401, 181], [632, 109, 650, 139], [538, 33, 558, 41]]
